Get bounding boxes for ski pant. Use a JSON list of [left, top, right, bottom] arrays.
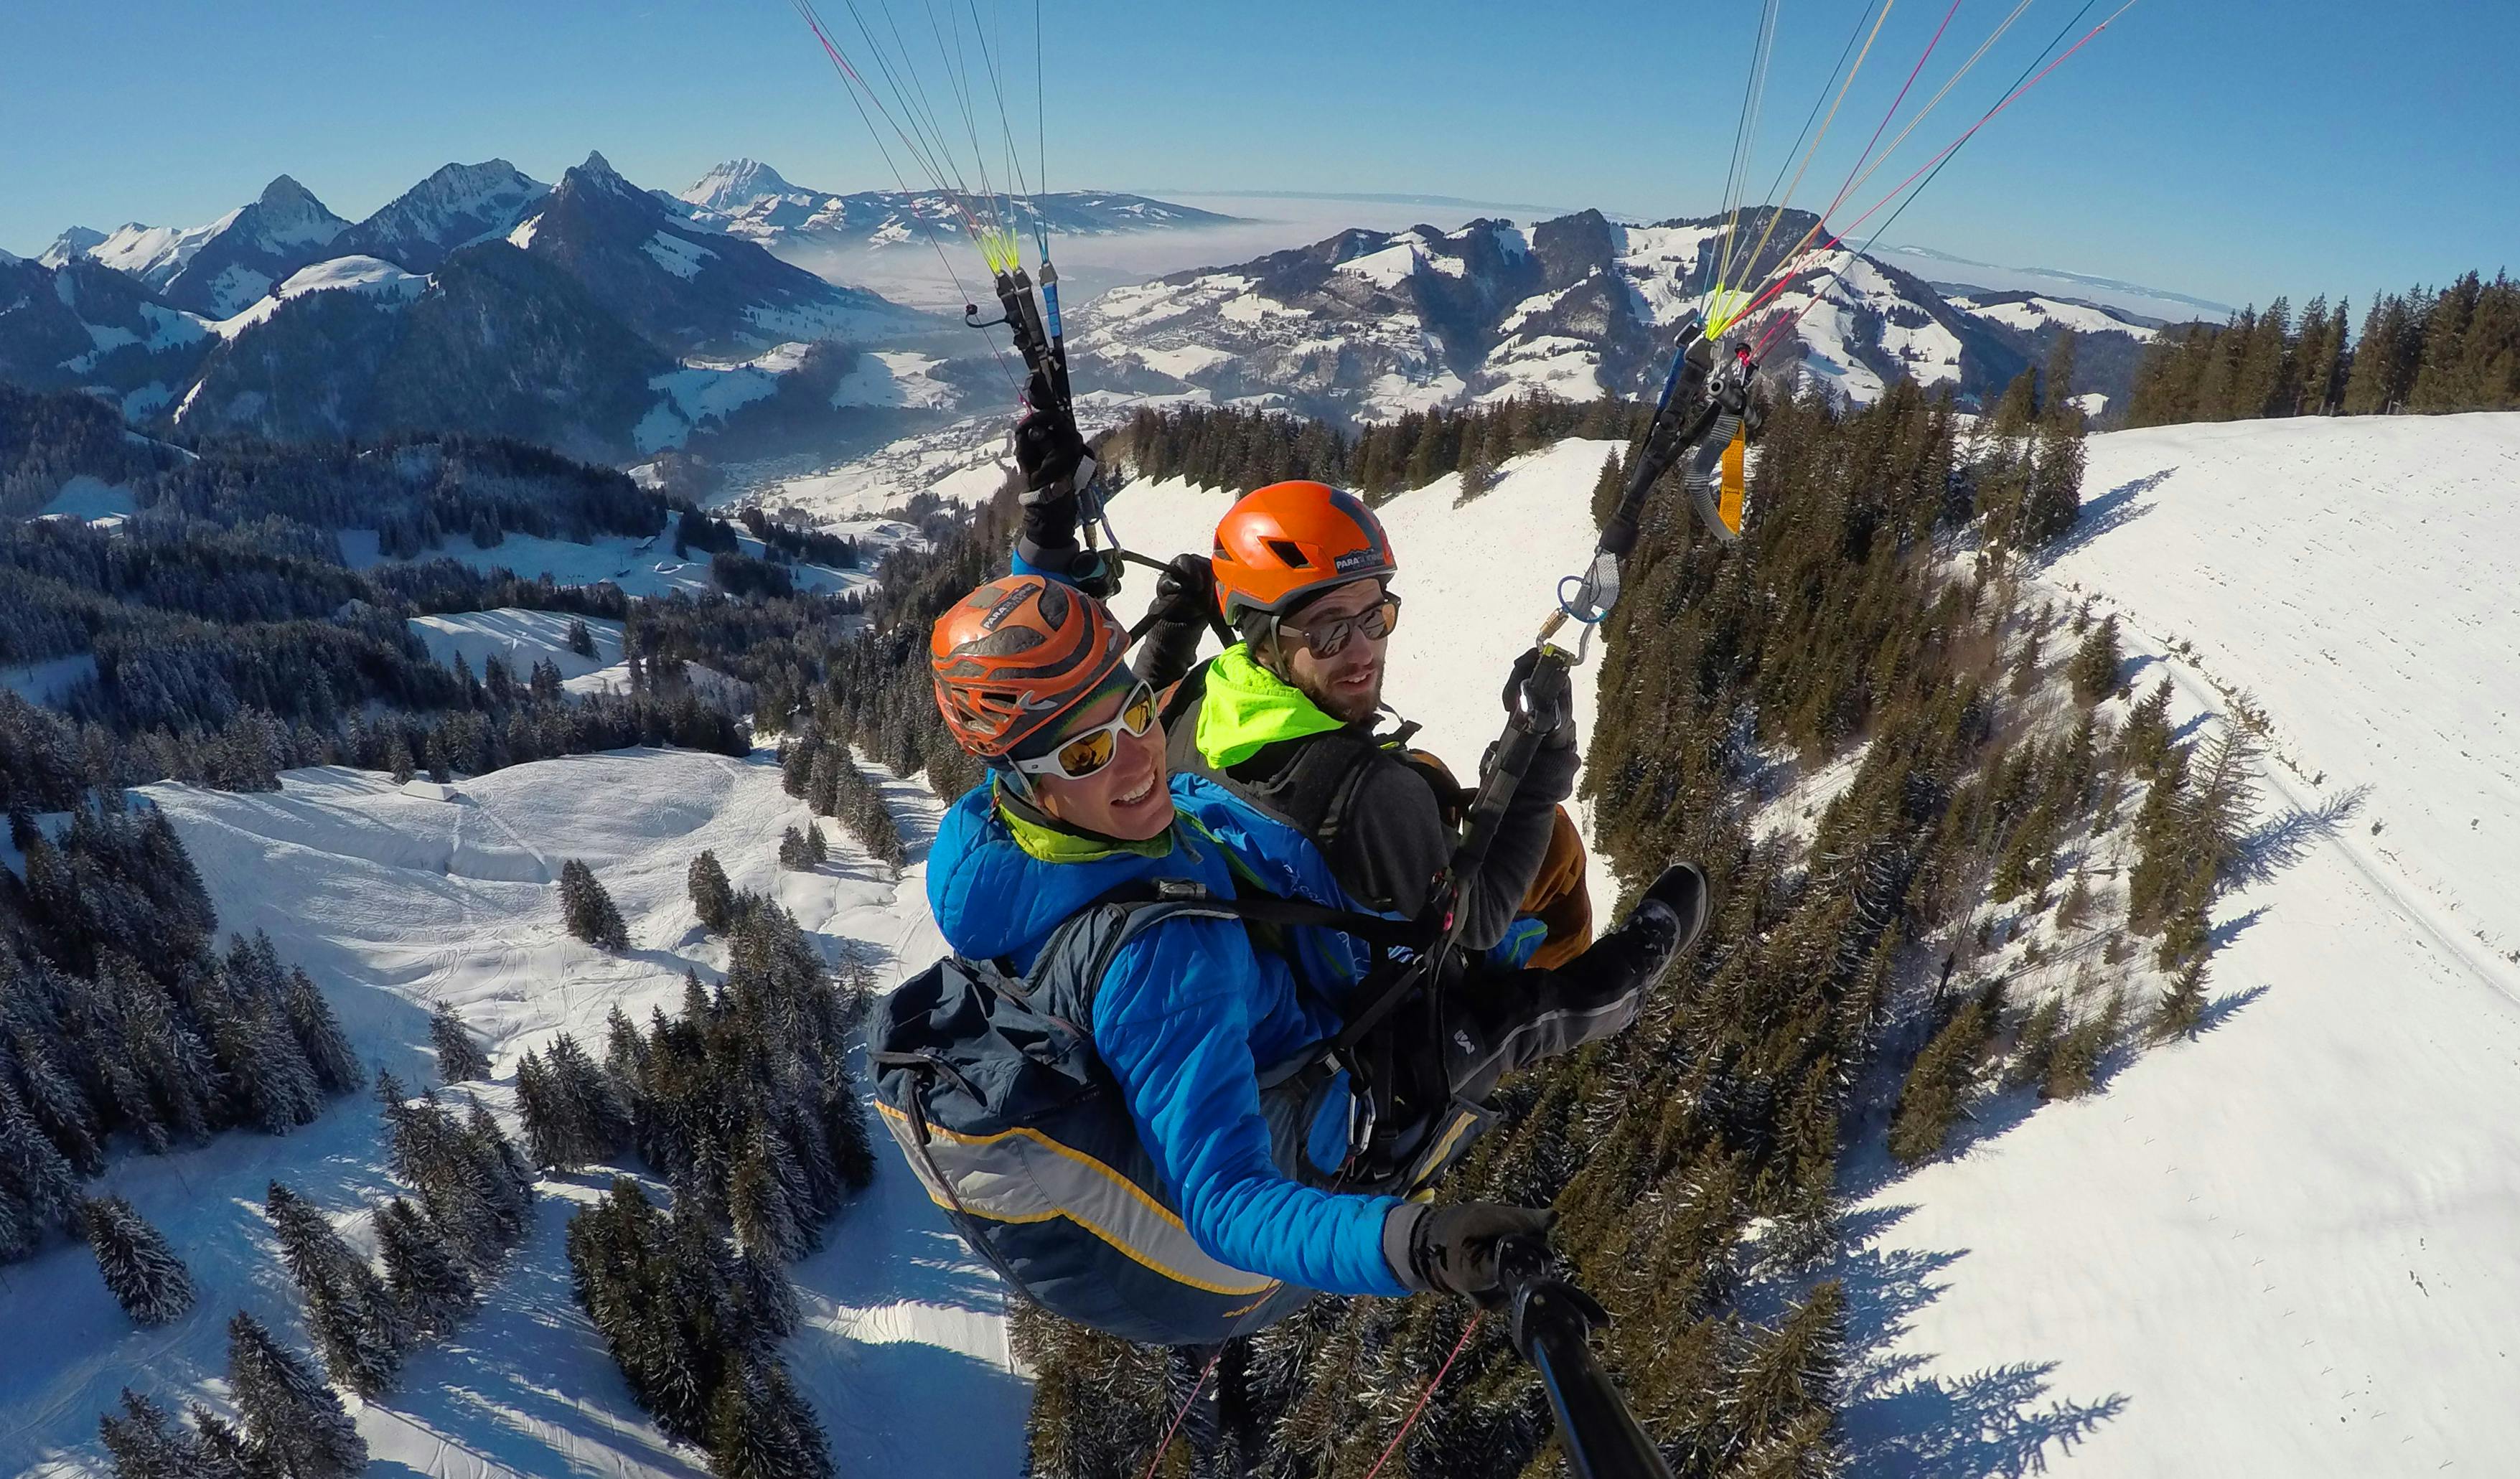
[[1366, 908, 1657, 1190]]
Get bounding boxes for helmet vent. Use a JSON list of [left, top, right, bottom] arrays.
[[1265, 538, 1311, 568]]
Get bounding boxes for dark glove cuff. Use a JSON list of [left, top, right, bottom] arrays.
[[1384, 1202, 1431, 1292]]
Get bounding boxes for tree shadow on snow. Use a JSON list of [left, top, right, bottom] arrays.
[[2231, 784, 2369, 888], [2191, 983, 2272, 1038], [2041, 469, 2172, 561], [1815, 1205, 2132, 1478], [2207, 906, 2270, 952]]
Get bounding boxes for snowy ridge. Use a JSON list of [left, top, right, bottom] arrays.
[[207, 255, 426, 340]]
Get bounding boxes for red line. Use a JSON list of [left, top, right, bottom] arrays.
[[1362, 1312, 1486, 1479]]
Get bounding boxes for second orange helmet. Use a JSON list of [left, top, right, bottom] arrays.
[[1209, 481, 1397, 627]]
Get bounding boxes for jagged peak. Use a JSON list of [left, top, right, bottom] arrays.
[[680, 159, 798, 211], [258, 174, 323, 210]]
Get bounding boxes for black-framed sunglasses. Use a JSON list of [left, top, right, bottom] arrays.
[[1276, 593, 1402, 659]]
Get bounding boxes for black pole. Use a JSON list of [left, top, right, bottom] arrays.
[[1501, 1245, 1674, 1479]]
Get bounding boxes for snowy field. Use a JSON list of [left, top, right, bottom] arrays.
[[1834, 412, 2520, 1475], [0, 748, 1019, 1479], [339, 527, 875, 601]]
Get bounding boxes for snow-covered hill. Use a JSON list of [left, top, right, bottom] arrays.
[[1834, 411, 2520, 1475], [0, 748, 1020, 1479]]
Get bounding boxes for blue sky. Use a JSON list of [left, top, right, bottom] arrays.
[[4, 0, 2511, 311]]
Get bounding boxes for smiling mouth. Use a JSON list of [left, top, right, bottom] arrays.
[[1114, 773, 1157, 807]]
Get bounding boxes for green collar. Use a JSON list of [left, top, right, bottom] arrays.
[[994, 784, 1178, 863], [1196, 643, 1347, 769]]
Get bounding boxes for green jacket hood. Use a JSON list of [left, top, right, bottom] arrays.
[[1196, 644, 1347, 769]]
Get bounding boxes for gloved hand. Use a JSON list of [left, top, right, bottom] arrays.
[[1013, 373, 1092, 507], [1392, 1202, 1556, 1297], [1503, 647, 1577, 749], [1148, 553, 1217, 627]]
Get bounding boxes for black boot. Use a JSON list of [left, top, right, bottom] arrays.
[[1576, 861, 1710, 998]]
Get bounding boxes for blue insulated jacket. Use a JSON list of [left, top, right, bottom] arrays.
[[926, 774, 1410, 1299]]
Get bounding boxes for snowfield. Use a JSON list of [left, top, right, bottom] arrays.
[[1835, 411, 2520, 1476], [0, 748, 1018, 1479]]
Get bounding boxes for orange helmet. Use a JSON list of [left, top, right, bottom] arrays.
[[1210, 481, 1397, 626], [930, 575, 1128, 759]]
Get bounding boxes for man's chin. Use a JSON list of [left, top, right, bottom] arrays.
[[1318, 680, 1382, 723]]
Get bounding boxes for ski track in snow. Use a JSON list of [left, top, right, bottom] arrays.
[[0, 748, 1019, 1479]]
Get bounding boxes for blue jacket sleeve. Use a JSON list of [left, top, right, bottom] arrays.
[[1092, 918, 1410, 1297]]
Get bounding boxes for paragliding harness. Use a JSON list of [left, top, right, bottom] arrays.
[[871, 873, 1486, 1349]]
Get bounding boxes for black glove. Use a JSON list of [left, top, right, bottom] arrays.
[[1503, 647, 1577, 749], [1397, 1203, 1556, 1297], [1148, 553, 1217, 627], [1013, 373, 1091, 507]]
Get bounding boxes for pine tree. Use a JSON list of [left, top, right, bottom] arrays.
[[263, 1181, 403, 1396], [558, 859, 629, 949], [2119, 677, 2175, 777], [187, 1404, 259, 1479], [1590, 448, 1625, 531], [278, 962, 362, 1096], [97, 1388, 197, 1479], [567, 618, 597, 658], [1990, 367, 2038, 434], [226, 1311, 367, 1479], [2042, 992, 2125, 1100], [0, 1076, 84, 1241], [1887, 983, 2002, 1165], [2020, 406, 2087, 545], [377, 1196, 476, 1338], [706, 1356, 837, 1479], [777, 826, 815, 870], [2067, 614, 2122, 704], [428, 1000, 492, 1083], [688, 850, 736, 932], [81, 1196, 196, 1326], [2156, 955, 2210, 1039]]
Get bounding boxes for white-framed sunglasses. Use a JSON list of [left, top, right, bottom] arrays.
[[1009, 682, 1159, 781]]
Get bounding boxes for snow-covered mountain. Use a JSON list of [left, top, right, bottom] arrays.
[[332, 159, 551, 273], [1064, 209, 2035, 424], [37, 226, 106, 269], [668, 157, 1237, 255], [1063, 207, 2170, 425], [72, 175, 356, 318], [0, 252, 211, 418], [510, 152, 932, 358]]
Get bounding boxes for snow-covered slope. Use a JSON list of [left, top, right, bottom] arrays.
[[1835, 412, 2520, 1475], [207, 255, 427, 339], [0, 748, 1020, 1479]]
